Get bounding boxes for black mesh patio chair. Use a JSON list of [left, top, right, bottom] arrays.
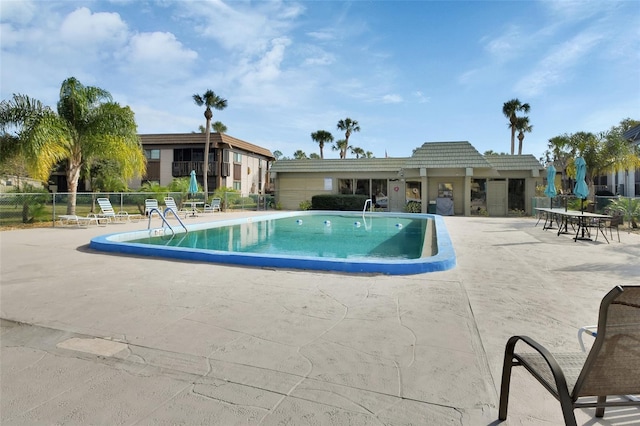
[[498, 285, 640, 426], [597, 214, 623, 243]]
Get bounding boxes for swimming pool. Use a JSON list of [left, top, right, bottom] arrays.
[[89, 211, 456, 275]]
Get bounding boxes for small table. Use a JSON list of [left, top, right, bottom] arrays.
[[183, 201, 204, 217]]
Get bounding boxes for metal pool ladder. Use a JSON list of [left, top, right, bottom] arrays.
[[362, 199, 373, 230], [146, 207, 188, 236], [363, 199, 372, 217]]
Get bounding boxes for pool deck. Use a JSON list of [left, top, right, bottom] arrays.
[[1, 212, 639, 425]]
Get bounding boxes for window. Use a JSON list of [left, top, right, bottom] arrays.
[[338, 179, 353, 194], [233, 181, 241, 191], [144, 149, 160, 160], [233, 152, 242, 163]]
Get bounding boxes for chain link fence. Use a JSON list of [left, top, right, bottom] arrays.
[[0, 191, 275, 227]]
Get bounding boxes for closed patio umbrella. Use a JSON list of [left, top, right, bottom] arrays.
[[188, 170, 199, 199], [573, 157, 589, 212], [544, 165, 557, 207]]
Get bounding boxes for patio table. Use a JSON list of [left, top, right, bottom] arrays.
[[535, 208, 612, 242]]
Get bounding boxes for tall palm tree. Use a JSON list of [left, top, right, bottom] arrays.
[[337, 118, 360, 159], [332, 139, 350, 159], [310, 130, 333, 159], [502, 99, 530, 155], [193, 90, 227, 199], [212, 121, 227, 134], [515, 116, 533, 155], [0, 78, 145, 214]]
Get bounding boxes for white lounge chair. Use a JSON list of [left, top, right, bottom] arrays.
[[204, 197, 221, 213], [164, 197, 188, 219], [145, 199, 161, 217], [96, 198, 140, 223], [57, 214, 107, 227]]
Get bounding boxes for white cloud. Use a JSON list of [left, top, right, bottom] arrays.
[[515, 30, 603, 96], [0, 0, 37, 24], [301, 45, 335, 66], [481, 24, 521, 62], [178, 1, 302, 56], [382, 94, 402, 104], [413, 91, 430, 104], [125, 32, 198, 65], [307, 30, 336, 42], [60, 7, 128, 47]]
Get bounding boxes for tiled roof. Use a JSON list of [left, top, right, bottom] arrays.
[[404, 141, 493, 168], [484, 154, 544, 170], [270, 158, 408, 173], [139, 133, 274, 159], [269, 142, 545, 174], [623, 124, 640, 143]]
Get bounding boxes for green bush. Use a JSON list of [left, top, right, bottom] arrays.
[[607, 197, 640, 229], [299, 200, 312, 210], [311, 194, 369, 211], [404, 201, 422, 213]]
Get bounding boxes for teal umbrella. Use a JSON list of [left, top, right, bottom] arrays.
[[573, 157, 589, 212], [544, 165, 557, 204], [188, 170, 199, 198], [573, 157, 589, 198]]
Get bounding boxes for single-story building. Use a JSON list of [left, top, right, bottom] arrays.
[[270, 141, 545, 216], [135, 133, 275, 195]]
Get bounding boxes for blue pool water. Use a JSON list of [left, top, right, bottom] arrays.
[[89, 211, 456, 275]]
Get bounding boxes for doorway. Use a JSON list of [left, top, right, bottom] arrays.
[[487, 180, 507, 216]]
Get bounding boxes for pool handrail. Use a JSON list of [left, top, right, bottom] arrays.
[[162, 208, 188, 234], [145, 207, 188, 236]]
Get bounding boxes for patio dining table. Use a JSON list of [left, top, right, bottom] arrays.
[[182, 201, 204, 217], [535, 208, 612, 242]]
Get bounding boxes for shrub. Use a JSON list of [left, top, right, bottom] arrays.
[[299, 200, 312, 210], [404, 201, 422, 213], [311, 194, 369, 211]]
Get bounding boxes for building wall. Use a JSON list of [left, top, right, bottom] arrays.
[[276, 173, 332, 210], [274, 169, 542, 216]]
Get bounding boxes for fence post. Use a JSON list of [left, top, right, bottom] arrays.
[[52, 192, 56, 227]]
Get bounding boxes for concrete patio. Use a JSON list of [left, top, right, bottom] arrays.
[[1, 212, 639, 425]]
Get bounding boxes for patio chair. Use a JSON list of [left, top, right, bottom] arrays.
[[96, 198, 138, 223], [597, 214, 622, 243], [498, 285, 640, 426], [145, 199, 161, 217], [203, 197, 221, 213], [164, 197, 187, 219]]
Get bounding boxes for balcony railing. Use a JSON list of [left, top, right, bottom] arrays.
[[172, 161, 218, 177]]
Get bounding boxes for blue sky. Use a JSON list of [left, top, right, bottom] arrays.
[[1, 0, 638, 160]]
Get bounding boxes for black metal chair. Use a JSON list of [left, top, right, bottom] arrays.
[[498, 286, 640, 425]]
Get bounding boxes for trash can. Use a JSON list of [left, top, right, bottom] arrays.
[[427, 200, 437, 214]]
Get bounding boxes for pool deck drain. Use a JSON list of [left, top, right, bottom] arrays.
[[2, 211, 639, 425]]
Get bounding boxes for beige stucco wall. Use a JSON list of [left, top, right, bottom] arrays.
[[275, 173, 333, 210], [273, 168, 542, 216]]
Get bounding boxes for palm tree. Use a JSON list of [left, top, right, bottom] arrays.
[[193, 90, 227, 199], [351, 146, 365, 158], [515, 116, 533, 155], [337, 118, 360, 159], [0, 78, 145, 214], [212, 121, 227, 134], [310, 130, 333, 159], [293, 150, 307, 159], [332, 139, 350, 159], [502, 99, 530, 155]]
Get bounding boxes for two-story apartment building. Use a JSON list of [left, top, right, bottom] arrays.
[[136, 133, 275, 195]]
